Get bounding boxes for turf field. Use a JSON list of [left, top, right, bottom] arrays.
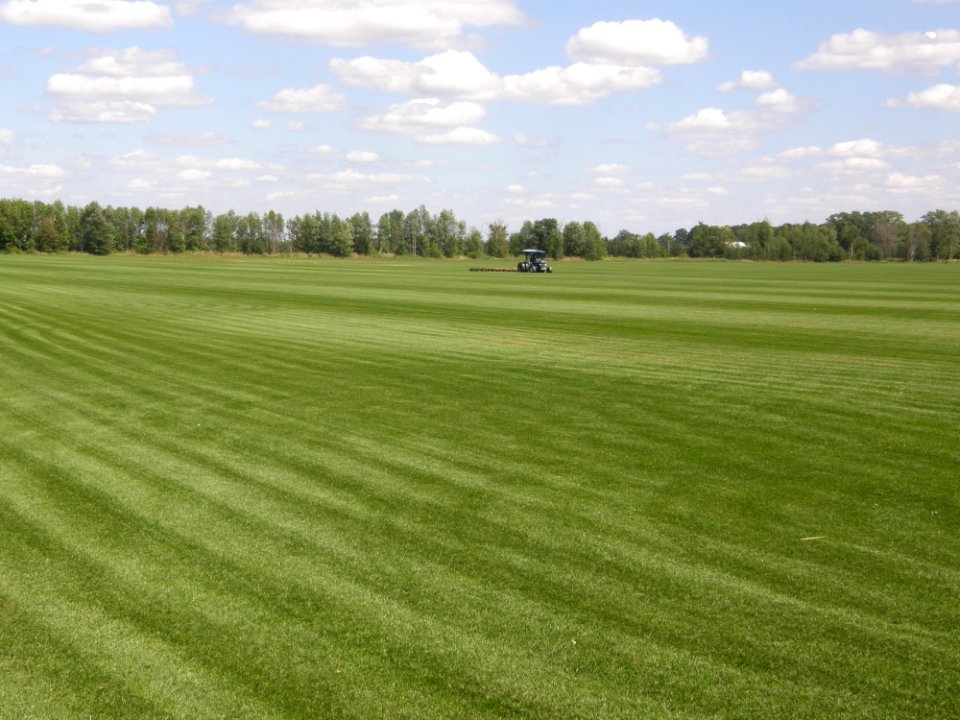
[[0, 254, 957, 719]]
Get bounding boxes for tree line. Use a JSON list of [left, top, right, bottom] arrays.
[[0, 198, 957, 261]]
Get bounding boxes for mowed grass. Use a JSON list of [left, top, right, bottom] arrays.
[[0, 254, 957, 720]]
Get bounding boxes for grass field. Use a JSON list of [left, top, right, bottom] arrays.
[[0, 254, 957, 719]]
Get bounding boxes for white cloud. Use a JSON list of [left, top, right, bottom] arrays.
[[358, 98, 486, 133], [346, 150, 379, 163], [501, 63, 660, 105], [504, 194, 556, 210], [755, 88, 803, 113], [176, 168, 213, 182], [305, 169, 430, 189], [718, 70, 776, 92], [886, 172, 940, 189], [416, 126, 500, 145], [332, 47, 662, 107], [587, 163, 629, 174], [0, 163, 68, 178], [796, 29, 960, 73], [175, 0, 208, 16], [286, 121, 304, 131], [0, 0, 172, 32], [565, 19, 708, 66], [506, 184, 525, 193], [0, 128, 14, 143], [365, 194, 400, 204], [257, 174, 279, 183], [740, 164, 791, 180], [223, 0, 525, 49], [108, 148, 165, 171], [889, 83, 960, 111], [649, 89, 809, 156], [826, 138, 886, 157], [45, 47, 209, 123], [779, 145, 822, 159], [646, 107, 760, 155], [593, 176, 625, 187], [128, 178, 155, 190], [48, 100, 158, 124], [176, 155, 264, 171], [257, 83, 345, 113], [312, 144, 334, 154], [514, 134, 551, 147], [146, 131, 230, 146], [818, 157, 889, 172], [252, 118, 272, 128]]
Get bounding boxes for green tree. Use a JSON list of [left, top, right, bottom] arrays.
[[582, 221, 606, 260], [464, 227, 483, 259], [80, 202, 113, 255], [350, 211, 372, 255], [532, 218, 563, 259], [487, 221, 509, 258], [211, 212, 238, 254], [330, 214, 354, 257], [562, 221, 585, 257], [922, 209, 960, 260]]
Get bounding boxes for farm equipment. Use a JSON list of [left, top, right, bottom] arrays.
[[517, 248, 552, 273]]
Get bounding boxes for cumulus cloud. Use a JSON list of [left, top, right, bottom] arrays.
[[887, 83, 960, 111], [755, 88, 803, 113], [176, 168, 212, 182], [646, 107, 761, 154], [257, 83, 346, 113], [0, 162, 67, 178], [346, 150, 379, 162], [718, 70, 776, 92], [145, 131, 230, 146], [305, 168, 430, 190], [0, 0, 172, 32], [501, 63, 660, 105], [587, 163, 629, 174], [222, 0, 525, 49], [818, 157, 889, 173], [593, 176, 625, 187], [365, 193, 400, 204], [331, 19, 707, 108], [565, 19, 708, 66], [178, 156, 264, 171], [0, 128, 14, 143], [416, 127, 500, 145], [886, 172, 940, 190], [45, 47, 210, 123], [252, 118, 272, 128], [514, 134, 551, 147], [358, 98, 486, 133], [332, 50, 661, 106], [648, 83, 809, 156], [796, 29, 960, 73]]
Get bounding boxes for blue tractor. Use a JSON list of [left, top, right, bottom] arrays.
[[517, 248, 552, 273]]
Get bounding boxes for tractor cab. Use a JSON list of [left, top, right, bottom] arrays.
[[517, 248, 552, 273]]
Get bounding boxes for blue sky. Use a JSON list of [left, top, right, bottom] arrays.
[[1, 0, 958, 236]]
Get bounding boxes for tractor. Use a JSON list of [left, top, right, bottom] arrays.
[[517, 248, 552, 273]]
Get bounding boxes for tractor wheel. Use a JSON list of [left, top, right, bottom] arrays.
[[517, 262, 524, 272]]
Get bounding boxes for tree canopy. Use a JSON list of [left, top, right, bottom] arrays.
[[0, 197, 957, 262]]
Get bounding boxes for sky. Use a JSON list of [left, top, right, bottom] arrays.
[[0, 0, 958, 236]]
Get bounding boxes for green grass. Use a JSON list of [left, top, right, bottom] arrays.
[[0, 254, 957, 719]]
